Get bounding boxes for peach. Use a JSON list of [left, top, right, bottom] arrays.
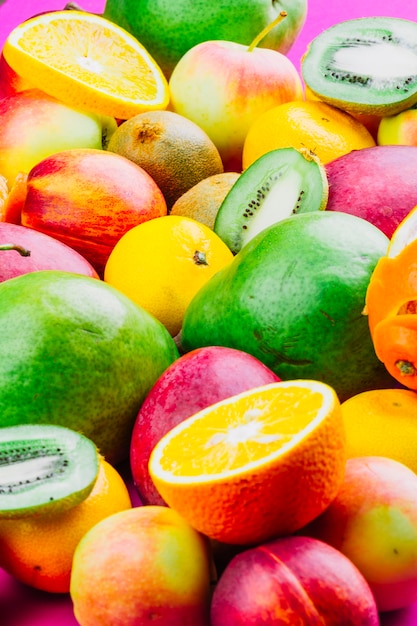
[[19, 148, 168, 276], [210, 535, 379, 625], [303, 456, 417, 612], [130, 346, 280, 505], [70, 505, 213, 626]]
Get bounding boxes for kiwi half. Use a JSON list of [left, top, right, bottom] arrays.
[[0, 424, 100, 518], [214, 147, 328, 254], [301, 17, 417, 116]]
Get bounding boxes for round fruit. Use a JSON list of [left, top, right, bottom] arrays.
[[181, 211, 393, 402], [0, 270, 179, 464], [149, 379, 346, 545], [242, 99, 376, 168], [70, 505, 213, 625], [104, 215, 234, 337], [130, 345, 280, 506], [301, 17, 417, 117], [378, 105, 417, 146], [170, 172, 240, 230], [341, 388, 417, 473], [0, 457, 132, 593], [3, 10, 169, 119], [107, 110, 224, 209]]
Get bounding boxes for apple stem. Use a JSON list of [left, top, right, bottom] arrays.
[[247, 11, 287, 52], [0, 243, 31, 257]]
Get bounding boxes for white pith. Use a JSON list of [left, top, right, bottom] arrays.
[[242, 170, 302, 245], [333, 43, 417, 83]]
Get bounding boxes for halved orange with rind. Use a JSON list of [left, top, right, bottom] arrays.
[[387, 204, 417, 259], [3, 11, 170, 120], [149, 380, 346, 546]]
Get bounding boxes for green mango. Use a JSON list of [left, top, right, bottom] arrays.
[[181, 211, 394, 402], [103, 0, 307, 78], [0, 270, 179, 464]]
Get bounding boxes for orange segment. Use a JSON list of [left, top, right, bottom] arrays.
[[387, 204, 417, 258], [3, 11, 169, 120], [149, 380, 346, 545]]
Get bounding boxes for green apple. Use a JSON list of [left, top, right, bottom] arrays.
[[103, 0, 307, 78]]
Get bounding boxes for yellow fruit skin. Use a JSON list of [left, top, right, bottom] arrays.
[[341, 388, 417, 474], [70, 506, 212, 626], [104, 215, 234, 337], [242, 100, 375, 168], [0, 459, 132, 593]]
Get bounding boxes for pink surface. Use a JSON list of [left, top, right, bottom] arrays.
[[1, 1, 417, 624]]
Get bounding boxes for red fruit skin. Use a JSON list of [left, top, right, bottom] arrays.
[[20, 148, 167, 277], [325, 145, 417, 239], [130, 346, 280, 505], [0, 222, 99, 281], [210, 536, 379, 626], [0, 52, 32, 99]]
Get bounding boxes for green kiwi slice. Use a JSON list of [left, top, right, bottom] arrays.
[[301, 17, 417, 116], [0, 424, 100, 518], [214, 147, 328, 254]]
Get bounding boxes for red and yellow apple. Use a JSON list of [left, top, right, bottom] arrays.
[[130, 345, 280, 505], [210, 535, 379, 625], [0, 90, 117, 187], [70, 505, 213, 626], [303, 456, 417, 612], [18, 148, 167, 276], [169, 36, 304, 171]]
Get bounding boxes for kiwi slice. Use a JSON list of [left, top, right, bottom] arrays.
[[214, 147, 328, 254], [301, 17, 417, 116], [0, 424, 100, 518]]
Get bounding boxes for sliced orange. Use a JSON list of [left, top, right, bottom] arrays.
[[387, 204, 417, 258], [149, 380, 346, 546], [2, 11, 169, 120]]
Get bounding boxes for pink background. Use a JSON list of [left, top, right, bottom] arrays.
[[1, 0, 417, 624]]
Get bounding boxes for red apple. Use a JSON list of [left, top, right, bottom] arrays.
[[169, 16, 304, 171], [325, 145, 417, 238], [0, 222, 98, 281], [211, 535, 379, 625], [18, 148, 167, 277], [0, 90, 117, 188], [130, 346, 280, 505]]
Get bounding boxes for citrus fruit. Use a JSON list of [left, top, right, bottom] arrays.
[[2, 10, 169, 120], [242, 99, 376, 168], [0, 457, 132, 593], [170, 172, 240, 230], [387, 203, 417, 258], [104, 215, 234, 337], [341, 388, 417, 473], [107, 110, 224, 209], [149, 379, 346, 546], [181, 211, 392, 402], [0, 270, 179, 464]]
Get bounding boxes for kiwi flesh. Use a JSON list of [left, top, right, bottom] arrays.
[[214, 147, 328, 254], [301, 17, 417, 116], [0, 424, 100, 518]]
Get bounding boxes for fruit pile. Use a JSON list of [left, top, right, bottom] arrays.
[[2, 2, 417, 625]]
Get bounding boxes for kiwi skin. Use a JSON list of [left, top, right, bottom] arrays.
[[0, 424, 100, 519], [301, 17, 417, 117]]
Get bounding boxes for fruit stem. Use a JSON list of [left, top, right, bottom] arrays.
[[395, 359, 417, 376], [193, 250, 208, 266], [0, 243, 31, 257], [247, 11, 287, 52]]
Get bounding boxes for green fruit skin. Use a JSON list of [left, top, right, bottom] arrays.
[[103, 0, 307, 78], [181, 212, 393, 402], [0, 271, 179, 465]]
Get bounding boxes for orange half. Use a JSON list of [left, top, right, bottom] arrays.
[[3, 11, 170, 120], [149, 380, 346, 545]]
